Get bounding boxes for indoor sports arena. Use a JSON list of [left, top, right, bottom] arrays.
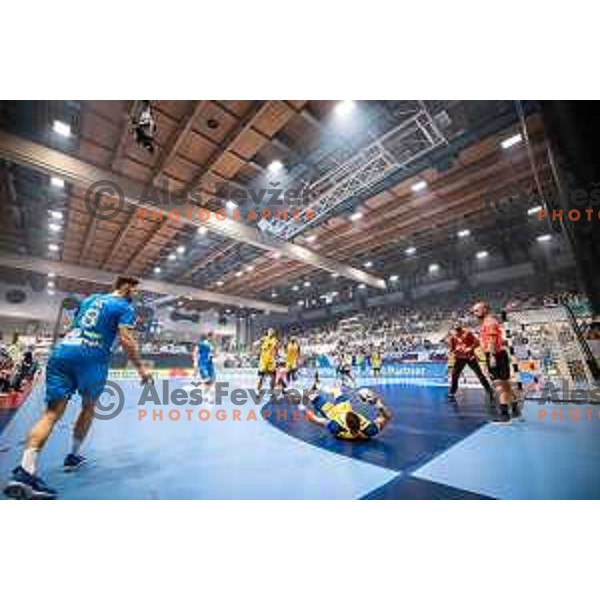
[[1, 100, 599, 500]]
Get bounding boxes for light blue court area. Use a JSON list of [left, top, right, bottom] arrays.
[[414, 402, 600, 499], [2, 375, 600, 499]]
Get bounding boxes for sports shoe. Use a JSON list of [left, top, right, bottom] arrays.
[[511, 403, 524, 421], [3, 466, 57, 500], [63, 453, 87, 472], [491, 412, 512, 424]]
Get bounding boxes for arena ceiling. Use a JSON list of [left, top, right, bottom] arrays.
[[0, 100, 559, 316]]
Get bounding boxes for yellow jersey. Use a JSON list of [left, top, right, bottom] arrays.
[[317, 387, 379, 440], [286, 342, 300, 369], [259, 336, 278, 372]]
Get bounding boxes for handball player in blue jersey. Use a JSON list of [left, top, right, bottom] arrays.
[[4, 276, 152, 500], [193, 331, 216, 403]]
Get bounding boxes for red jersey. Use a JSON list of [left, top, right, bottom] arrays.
[[479, 316, 504, 354], [449, 330, 479, 359]]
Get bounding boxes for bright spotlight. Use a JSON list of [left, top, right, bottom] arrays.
[[411, 180, 428, 192], [268, 160, 284, 173], [335, 101, 356, 117], [501, 133, 523, 149], [53, 120, 71, 137]]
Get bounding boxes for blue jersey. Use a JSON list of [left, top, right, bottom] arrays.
[[58, 293, 136, 359], [197, 339, 213, 366]]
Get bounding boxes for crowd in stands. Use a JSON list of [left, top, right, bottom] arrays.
[[0, 334, 39, 395], [280, 287, 594, 361]]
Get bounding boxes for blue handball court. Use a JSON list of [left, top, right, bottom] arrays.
[[2, 373, 600, 500]]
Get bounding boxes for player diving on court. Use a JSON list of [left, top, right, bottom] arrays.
[[305, 373, 392, 440]]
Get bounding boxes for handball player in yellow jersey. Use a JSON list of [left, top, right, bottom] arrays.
[[256, 328, 278, 391], [306, 375, 392, 440]]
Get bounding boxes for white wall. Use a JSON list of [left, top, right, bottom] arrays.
[[152, 307, 236, 341], [0, 282, 65, 323]]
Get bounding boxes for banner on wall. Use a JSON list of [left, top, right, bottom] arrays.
[[108, 363, 449, 381], [315, 362, 448, 380], [108, 368, 195, 379]]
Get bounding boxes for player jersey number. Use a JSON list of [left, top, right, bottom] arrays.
[[80, 299, 105, 329]]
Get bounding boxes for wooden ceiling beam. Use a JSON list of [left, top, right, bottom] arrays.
[[102, 101, 209, 269]]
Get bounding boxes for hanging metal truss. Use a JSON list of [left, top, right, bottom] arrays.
[[259, 109, 448, 240]]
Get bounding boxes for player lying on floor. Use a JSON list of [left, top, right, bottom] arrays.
[[306, 374, 392, 440]]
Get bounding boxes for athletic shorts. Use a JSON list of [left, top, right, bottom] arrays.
[[198, 363, 215, 383], [312, 392, 335, 417], [258, 362, 275, 376], [45, 346, 109, 405], [486, 350, 511, 381]]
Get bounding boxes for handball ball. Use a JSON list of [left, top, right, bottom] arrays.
[[357, 388, 377, 405]]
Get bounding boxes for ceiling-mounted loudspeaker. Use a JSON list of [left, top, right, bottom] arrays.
[[5, 289, 27, 304]]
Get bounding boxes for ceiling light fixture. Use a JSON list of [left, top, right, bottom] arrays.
[[53, 120, 71, 137], [411, 180, 427, 192], [334, 100, 356, 117], [500, 133, 523, 149]]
